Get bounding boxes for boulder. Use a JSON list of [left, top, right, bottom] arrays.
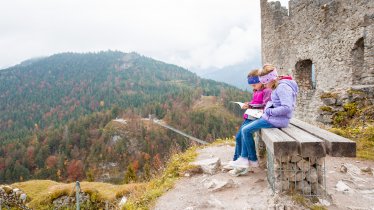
[[340, 164, 347, 173], [203, 179, 235, 192], [318, 199, 331, 206], [211, 179, 235, 192], [336, 180, 351, 192], [192, 157, 221, 175], [3, 186, 13, 194], [203, 180, 216, 189], [360, 166, 373, 174]]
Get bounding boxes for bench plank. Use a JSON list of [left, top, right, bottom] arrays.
[[260, 128, 298, 157], [290, 118, 356, 157], [281, 125, 326, 157]]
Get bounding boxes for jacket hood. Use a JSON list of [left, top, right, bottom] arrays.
[[279, 79, 299, 94]]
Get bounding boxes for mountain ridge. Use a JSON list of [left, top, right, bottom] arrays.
[[0, 51, 249, 184]]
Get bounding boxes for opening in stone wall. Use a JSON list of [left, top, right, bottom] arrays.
[[351, 37, 364, 85], [295, 59, 315, 90]]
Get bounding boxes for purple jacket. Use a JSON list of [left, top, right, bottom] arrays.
[[262, 79, 299, 128]]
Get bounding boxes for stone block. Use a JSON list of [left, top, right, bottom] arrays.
[[306, 167, 318, 183], [297, 180, 312, 194], [192, 157, 221, 175], [296, 159, 310, 172], [316, 114, 333, 124], [288, 171, 306, 182], [321, 98, 336, 106]]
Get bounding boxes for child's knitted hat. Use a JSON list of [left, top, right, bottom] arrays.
[[259, 69, 278, 84], [247, 76, 260, 84]]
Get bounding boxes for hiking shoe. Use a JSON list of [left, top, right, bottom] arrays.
[[249, 160, 259, 168], [228, 157, 249, 168], [229, 167, 249, 177], [222, 164, 234, 171]]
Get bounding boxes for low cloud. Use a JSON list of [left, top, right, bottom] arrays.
[[0, 0, 261, 72]]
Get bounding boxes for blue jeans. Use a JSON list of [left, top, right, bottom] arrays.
[[240, 118, 275, 161], [233, 119, 253, 161]]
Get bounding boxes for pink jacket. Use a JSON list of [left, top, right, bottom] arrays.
[[243, 88, 272, 119], [249, 88, 272, 107]]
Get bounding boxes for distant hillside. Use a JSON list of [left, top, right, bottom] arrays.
[[0, 51, 247, 143], [199, 60, 261, 90], [0, 51, 250, 183]]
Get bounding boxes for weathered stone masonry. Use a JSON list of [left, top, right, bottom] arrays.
[[261, 0, 374, 124]]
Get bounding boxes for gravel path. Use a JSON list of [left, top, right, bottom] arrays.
[[153, 144, 374, 210]]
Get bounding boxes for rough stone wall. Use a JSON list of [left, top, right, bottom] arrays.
[[261, 0, 374, 124]]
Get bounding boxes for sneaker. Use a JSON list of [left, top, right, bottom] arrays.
[[249, 160, 259, 168], [228, 157, 249, 168], [229, 167, 249, 177], [222, 164, 234, 171]]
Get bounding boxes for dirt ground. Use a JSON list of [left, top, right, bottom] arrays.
[[325, 156, 374, 210], [153, 144, 374, 210]]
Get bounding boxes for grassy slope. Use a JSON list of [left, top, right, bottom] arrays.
[[329, 104, 374, 160], [11, 180, 145, 209], [9, 145, 200, 209]]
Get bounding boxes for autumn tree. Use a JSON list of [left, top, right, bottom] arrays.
[[124, 164, 137, 184], [67, 159, 84, 181]]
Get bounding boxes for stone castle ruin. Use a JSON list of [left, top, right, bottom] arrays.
[[261, 0, 374, 124]]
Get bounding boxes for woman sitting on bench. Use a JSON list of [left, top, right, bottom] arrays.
[[229, 64, 299, 170]]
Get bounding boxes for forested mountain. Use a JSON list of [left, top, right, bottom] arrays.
[[0, 51, 250, 183]]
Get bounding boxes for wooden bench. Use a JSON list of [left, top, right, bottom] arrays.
[[256, 118, 356, 195], [259, 118, 356, 159]]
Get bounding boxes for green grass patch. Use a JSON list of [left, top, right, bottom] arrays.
[[330, 125, 374, 160], [123, 146, 198, 210], [310, 205, 328, 210], [333, 103, 358, 126], [11, 180, 146, 209], [291, 193, 308, 207], [209, 137, 235, 147], [290, 193, 328, 210]]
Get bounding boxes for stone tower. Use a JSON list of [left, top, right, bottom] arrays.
[[261, 0, 374, 124]]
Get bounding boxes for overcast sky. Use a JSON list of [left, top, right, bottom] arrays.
[[0, 0, 289, 72]]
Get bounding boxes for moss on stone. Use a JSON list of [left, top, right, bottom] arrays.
[[347, 88, 365, 95], [320, 92, 338, 99], [319, 106, 333, 112], [343, 103, 358, 117], [332, 103, 358, 126]]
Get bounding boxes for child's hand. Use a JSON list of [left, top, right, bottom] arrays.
[[242, 102, 250, 109]]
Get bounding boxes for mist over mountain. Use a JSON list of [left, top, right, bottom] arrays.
[[198, 59, 261, 90]]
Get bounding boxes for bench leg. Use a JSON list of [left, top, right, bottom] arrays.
[[254, 132, 266, 167], [264, 151, 327, 197]]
